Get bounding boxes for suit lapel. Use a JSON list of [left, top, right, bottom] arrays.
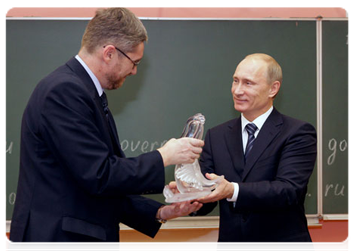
[[242, 108, 283, 180], [106, 108, 126, 157], [94, 96, 125, 157], [224, 118, 245, 179]]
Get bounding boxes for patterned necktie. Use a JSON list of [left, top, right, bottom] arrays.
[[100, 92, 110, 121], [244, 123, 258, 160]]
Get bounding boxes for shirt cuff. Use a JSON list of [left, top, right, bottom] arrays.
[[226, 182, 239, 202]]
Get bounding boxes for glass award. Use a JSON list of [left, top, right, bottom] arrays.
[[163, 113, 223, 203]]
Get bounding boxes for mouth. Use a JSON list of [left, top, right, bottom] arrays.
[[234, 97, 247, 104]]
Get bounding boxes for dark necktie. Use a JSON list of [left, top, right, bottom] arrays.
[[100, 92, 122, 156], [244, 123, 258, 160], [100, 92, 110, 120]]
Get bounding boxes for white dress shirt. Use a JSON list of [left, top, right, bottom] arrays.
[[227, 106, 274, 203]]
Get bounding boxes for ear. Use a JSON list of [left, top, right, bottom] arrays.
[[269, 81, 281, 99], [102, 45, 116, 63]]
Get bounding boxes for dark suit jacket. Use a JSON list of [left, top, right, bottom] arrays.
[[10, 58, 165, 242], [198, 109, 317, 242]]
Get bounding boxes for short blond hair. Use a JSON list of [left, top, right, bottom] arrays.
[[81, 8, 148, 53], [245, 53, 283, 84]]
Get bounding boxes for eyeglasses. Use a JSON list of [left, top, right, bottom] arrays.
[[114, 47, 140, 69]]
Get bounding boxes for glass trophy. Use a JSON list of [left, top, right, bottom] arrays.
[[163, 113, 223, 203]]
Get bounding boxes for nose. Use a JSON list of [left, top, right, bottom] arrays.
[[131, 65, 138, 75], [232, 82, 244, 96]]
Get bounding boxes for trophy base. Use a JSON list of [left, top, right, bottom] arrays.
[[164, 188, 212, 203]]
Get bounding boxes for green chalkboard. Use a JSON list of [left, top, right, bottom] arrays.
[[322, 21, 348, 214], [6, 19, 322, 221]]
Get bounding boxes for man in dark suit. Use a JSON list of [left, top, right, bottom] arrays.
[[10, 8, 203, 242], [195, 53, 317, 242]]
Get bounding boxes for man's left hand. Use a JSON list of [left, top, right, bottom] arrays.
[[196, 173, 234, 203], [159, 200, 203, 221]]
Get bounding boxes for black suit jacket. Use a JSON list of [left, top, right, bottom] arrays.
[[10, 58, 165, 242], [198, 109, 317, 242]]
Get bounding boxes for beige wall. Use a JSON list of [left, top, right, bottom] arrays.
[[5, 7, 351, 251]]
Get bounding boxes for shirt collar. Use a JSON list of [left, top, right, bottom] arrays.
[[75, 55, 104, 97], [241, 106, 273, 132]]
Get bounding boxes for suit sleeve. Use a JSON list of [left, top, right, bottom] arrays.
[[120, 195, 163, 238], [39, 80, 165, 197], [237, 122, 317, 211]]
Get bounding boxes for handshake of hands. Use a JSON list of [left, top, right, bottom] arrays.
[[155, 137, 234, 222]]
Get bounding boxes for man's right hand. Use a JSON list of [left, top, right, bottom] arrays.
[[157, 137, 204, 167]]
